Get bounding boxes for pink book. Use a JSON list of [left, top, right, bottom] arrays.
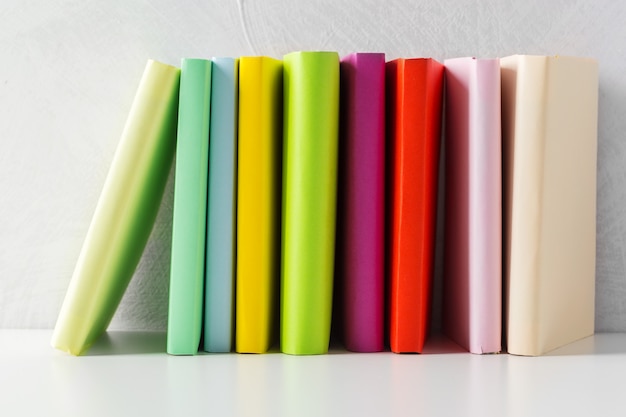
[[443, 57, 501, 354], [337, 53, 385, 352]]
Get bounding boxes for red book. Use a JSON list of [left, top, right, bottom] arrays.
[[386, 58, 444, 353]]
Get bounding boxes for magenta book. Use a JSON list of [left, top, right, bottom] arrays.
[[337, 53, 386, 352]]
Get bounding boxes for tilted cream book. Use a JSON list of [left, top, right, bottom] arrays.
[[501, 55, 598, 356]]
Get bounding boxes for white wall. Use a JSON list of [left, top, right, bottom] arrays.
[[1, 0, 624, 331]]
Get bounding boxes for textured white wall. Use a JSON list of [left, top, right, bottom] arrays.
[[1, 0, 624, 331]]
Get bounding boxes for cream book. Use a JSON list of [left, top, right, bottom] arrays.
[[501, 55, 598, 356]]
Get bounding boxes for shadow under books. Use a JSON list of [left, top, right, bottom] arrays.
[[82, 332, 626, 356], [84, 331, 167, 356]]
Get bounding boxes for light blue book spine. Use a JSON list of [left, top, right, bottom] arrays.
[[204, 57, 239, 352]]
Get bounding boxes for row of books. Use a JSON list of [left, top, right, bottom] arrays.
[[51, 52, 598, 357]]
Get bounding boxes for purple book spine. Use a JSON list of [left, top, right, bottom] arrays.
[[338, 53, 386, 352]]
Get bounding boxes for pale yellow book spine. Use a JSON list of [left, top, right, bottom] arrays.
[[236, 57, 283, 353], [51, 60, 180, 355]]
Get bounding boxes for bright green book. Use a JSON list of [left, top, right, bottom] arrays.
[[167, 59, 212, 355], [51, 60, 180, 355], [281, 51, 340, 355]]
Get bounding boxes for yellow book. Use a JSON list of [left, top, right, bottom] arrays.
[[236, 57, 283, 353]]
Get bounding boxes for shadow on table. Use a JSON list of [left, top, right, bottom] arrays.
[[543, 333, 626, 356], [325, 333, 467, 355], [82, 332, 626, 356], [84, 331, 166, 356]]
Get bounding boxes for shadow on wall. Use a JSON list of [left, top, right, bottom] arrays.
[[594, 75, 626, 333], [109, 165, 175, 332]]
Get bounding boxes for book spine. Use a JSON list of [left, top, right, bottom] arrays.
[[501, 55, 547, 356], [469, 59, 502, 354], [536, 56, 597, 354], [236, 57, 283, 353], [338, 53, 386, 352], [51, 60, 180, 355], [281, 51, 340, 355], [503, 55, 598, 356], [204, 57, 238, 353], [387, 58, 444, 353], [167, 59, 212, 355], [443, 57, 502, 354]]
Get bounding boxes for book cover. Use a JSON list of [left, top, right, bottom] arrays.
[[337, 52, 386, 352], [386, 58, 444, 354], [236, 56, 283, 353], [281, 51, 340, 355], [442, 57, 502, 354], [204, 57, 238, 353], [167, 59, 212, 355], [501, 55, 598, 356], [51, 60, 180, 355]]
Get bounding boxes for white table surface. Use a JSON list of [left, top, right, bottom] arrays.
[[1, 330, 625, 417]]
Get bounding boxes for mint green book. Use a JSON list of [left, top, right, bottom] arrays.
[[281, 51, 340, 355], [167, 59, 212, 355], [51, 60, 180, 355]]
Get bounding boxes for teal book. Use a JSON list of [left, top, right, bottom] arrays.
[[281, 51, 340, 355], [204, 57, 238, 353], [51, 60, 180, 355], [167, 59, 212, 355]]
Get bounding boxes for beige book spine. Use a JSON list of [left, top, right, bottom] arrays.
[[537, 56, 597, 354], [502, 55, 598, 356]]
